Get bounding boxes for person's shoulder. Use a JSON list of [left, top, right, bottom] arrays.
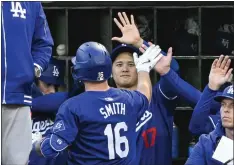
[[198, 131, 215, 148]]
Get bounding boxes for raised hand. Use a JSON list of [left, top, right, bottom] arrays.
[[112, 12, 143, 48], [208, 55, 233, 90], [139, 42, 173, 76]]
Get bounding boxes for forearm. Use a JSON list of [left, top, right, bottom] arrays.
[[161, 69, 201, 107], [32, 92, 68, 113], [137, 71, 152, 102], [189, 85, 218, 134]]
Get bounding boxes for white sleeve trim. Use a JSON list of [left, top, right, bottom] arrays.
[[159, 84, 177, 100], [34, 63, 43, 72], [208, 116, 216, 129]]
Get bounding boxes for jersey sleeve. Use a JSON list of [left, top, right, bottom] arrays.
[[32, 2, 53, 71], [189, 85, 220, 135], [130, 90, 150, 117], [49, 101, 79, 151], [156, 69, 201, 110], [32, 92, 69, 113]]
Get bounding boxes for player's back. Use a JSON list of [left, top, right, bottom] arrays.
[[67, 87, 148, 165]]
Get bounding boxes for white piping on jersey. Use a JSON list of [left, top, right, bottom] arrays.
[[2, 4, 7, 104], [159, 84, 177, 100], [208, 116, 216, 129], [50, 134, 68, 152], [34, 63, 43, 72], [44, 20, 47, 38]]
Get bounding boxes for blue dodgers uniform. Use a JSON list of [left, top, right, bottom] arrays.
[[189, 83, 232, 135], [111, 43, 202, 165], [1, 2, 53, 105], [30, 85, 57, 165], [136, 69, 202, 165], [29, 58, 68, 165], [43, 88, 150, 165]]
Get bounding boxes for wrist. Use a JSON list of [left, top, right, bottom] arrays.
[[133, 38, 143, 48], [208, 82, 220, 91], [159, 67, 171, 76]]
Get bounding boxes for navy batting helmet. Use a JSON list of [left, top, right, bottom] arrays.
[[72, 42, 112, 82]]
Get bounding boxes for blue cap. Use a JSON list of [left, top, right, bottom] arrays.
[[214, 85, 233, 102], [111, 44, 139, 62], [39, 58, 65, 85]]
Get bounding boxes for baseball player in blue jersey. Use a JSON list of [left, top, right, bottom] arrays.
[[185, 84, 234, 165], [111, 12, 202, 165], [1, 2, 53, 164], [33, 41, 163, 165], [29, 58, 68, 165], [189, 55, 233, 135]]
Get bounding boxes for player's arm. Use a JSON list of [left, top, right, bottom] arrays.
[[32, 92, 69, 113], [185, 135, 207, 165], [33, 101, 79, 158], [189, 85, 219, 135], [189, 55, 233, 135], [149, 44, 201, 107], [134, 45, 163, 102], [159, 68, 201, 107], [32, 2, 54, 73]]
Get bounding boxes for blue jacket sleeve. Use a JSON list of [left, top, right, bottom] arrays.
[[160, 69, 201, 107], [32, 2, 54, 71], [189, 85, 220, 135], [32, 92, 69, 113], [185, 135, 206, 165]]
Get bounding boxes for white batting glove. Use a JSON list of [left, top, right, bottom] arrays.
[[133, 45, 163, 73]]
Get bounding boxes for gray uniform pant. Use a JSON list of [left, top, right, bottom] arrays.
[[2, 105, 32, 165]]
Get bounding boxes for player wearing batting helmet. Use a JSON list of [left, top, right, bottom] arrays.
[[32, 41, 162, 165]]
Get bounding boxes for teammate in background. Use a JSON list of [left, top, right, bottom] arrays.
[[111, 12, 203, 165], [1, 2, 53, 164], [189, 55, 233, 135], [185, 84, 234, 165], [29, 58, 68, 165], [33, 42, 162, 165]]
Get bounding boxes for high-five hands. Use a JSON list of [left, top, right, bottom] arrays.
[[139, 42, 173, 76], [133, 44, 163, 73]]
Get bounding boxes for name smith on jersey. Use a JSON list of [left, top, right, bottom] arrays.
[[99, 102, 126, 119]]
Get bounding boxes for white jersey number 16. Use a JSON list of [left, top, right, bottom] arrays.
[[104, 122, 129, 160]]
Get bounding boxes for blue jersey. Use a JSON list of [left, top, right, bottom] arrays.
[[49, 88, 149, 165], [136, 69, 201, 165], [136, 83, 177, 165]]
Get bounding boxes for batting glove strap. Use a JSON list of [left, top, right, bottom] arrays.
[[40, 138, 59, 158]]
